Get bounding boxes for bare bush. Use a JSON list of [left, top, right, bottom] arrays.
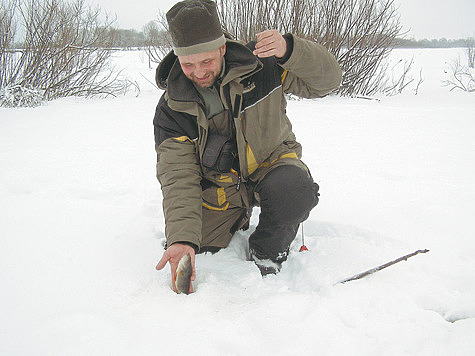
[[0, 0, 132, 107], [218, 0, 317, 42], [149, 0, 403, 97], [442, 40, 475, 93], [443, 57, 475, 93], [217, 0, 403, 96], [0, 0, 18, 89], [315, 0, 402, 96], [1, 85, 45, 107], [367, 57, 422, 96]]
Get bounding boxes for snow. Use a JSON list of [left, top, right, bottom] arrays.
[[1, 48, 475, 355]]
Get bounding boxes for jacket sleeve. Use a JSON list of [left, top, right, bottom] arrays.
[[154, 95, 203, 249], [280, 34, 342, 98]]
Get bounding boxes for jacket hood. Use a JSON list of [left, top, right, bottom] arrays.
[[155, 39, 260, 91]]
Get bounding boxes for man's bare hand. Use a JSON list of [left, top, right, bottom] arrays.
[[156, 243, 196, 293], [253, 30, 287, 58]]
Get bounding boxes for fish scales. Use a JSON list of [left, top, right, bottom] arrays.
[[175, 253, 192, 294]]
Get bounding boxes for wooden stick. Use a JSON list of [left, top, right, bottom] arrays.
[[338, 249, 429, 284]]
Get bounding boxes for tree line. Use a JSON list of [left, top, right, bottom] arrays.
[[84, 30, 475, 50], [6, 27, 473, 50], [1, 0, 473, 107], [395, 38, 475, 49]]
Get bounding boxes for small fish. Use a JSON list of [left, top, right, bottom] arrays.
[[175, 253, 192, 294]]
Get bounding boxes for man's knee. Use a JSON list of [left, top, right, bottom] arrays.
[[255, 165, 319, 225]]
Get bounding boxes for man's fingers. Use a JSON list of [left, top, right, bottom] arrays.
[[256, 29, 275, 42], [255, 37, 274, 49], [171, 268, 178, 293], [254, 48, 277, 58], [254, 47, 279, 58], [155, 250, 170, 270], [253, 41, 274, 56], [254, 37, 276, 52], [188, 252, 195, 281], [253, 30, 286, 58], [255, 30, 279, 47]]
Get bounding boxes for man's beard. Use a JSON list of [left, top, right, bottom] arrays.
[[188, 70, 220, 88]]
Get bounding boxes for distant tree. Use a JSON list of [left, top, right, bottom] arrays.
[[467, 38, 475, 68], [143, 19, 172, 68], [395, 37, 475, 49], [109, 28, 145, 48]]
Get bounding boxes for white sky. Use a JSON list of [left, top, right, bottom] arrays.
[[90, 0, 474, 40]]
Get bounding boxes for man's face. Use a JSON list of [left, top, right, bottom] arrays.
[[178, 45, 226, 88]]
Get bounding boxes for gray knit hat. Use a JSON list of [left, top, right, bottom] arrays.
[[166, 0, 225, 56]]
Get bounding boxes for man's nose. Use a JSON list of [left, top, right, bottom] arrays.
[[194, 65, 206, 78]]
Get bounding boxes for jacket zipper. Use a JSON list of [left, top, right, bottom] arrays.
[[223, 84, 243, 191], [233, 94, 242, 191], [229, 90, 243, 191]]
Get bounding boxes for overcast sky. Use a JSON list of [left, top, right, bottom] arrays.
[[90, 0, 474, 40]]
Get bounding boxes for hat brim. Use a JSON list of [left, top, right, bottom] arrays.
[[173, 35, 226, 56]]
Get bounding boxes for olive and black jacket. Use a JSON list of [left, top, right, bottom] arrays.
[[153, 34, 342, 249]]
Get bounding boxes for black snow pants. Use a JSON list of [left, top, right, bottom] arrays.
[[248, 165, 319, 263], [198, 165, 319, 260]]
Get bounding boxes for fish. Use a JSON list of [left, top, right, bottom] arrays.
[[175, 253, 193, 294]]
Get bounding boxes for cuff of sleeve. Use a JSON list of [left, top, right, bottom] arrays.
[[277, 33, 294, 64], [166, 241, 199, 254]]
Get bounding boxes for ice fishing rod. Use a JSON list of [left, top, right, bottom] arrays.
[[336, 249, 430, 284]]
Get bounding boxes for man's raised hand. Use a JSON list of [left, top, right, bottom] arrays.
[[253, 30, 287, 58]]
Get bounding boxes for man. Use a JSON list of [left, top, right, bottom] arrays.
[[154, 0, 342, 291]]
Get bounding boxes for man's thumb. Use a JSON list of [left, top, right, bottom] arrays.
[[155, 252, 169, 271]]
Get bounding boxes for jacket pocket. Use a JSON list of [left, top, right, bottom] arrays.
[[201, 174, 242, 211], [202, 185, 229, 211]]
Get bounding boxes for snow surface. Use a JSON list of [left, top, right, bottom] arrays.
[[1, 48, 475, 355]]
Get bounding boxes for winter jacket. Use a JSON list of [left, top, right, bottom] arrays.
[[153, 34, 342, 250]]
